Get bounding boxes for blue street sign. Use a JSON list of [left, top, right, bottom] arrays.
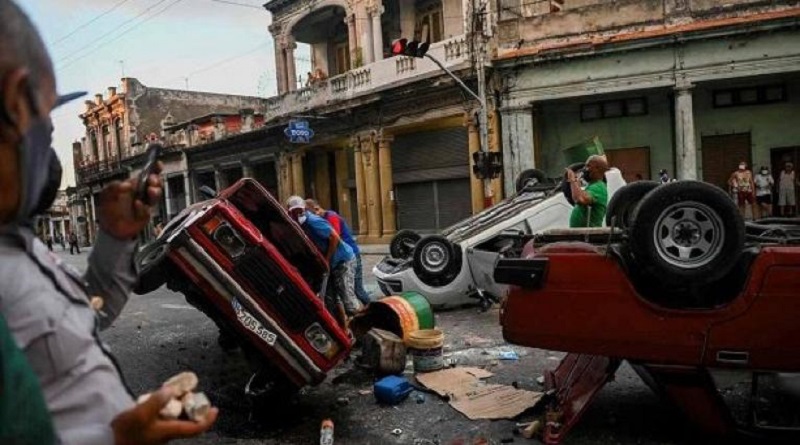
[[284, 119, 315, 144]]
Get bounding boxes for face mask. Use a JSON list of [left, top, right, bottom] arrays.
[[17, 113, 60, 223], [761, 170, 768, 175], [297, 215, 307, 225], [739, 164, 746, 170]]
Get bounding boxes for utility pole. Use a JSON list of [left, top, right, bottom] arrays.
[[474, 0, 493, 207]]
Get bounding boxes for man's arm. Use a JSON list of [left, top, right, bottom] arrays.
[[84, 230, 137, 329], [326, 232, 342, 264]]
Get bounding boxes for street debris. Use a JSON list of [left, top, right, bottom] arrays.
[[351, 292, 434, 342], [320, 419, 334, 445], [415, 367, 542, 420], [391, 428, 403, 436], [374, 375, 413, 405], [136, 371, 211, 422], [415, 392, 426, 404], [498, 350, 519, 361], [408, 329, 445, 373], [359, 328, 406, 375]]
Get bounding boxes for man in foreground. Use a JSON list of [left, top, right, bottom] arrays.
[[565, 155, 609, 228], [0, 1, 217, 443]]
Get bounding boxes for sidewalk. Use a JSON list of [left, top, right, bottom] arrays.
[[358, 243, 389, 256]]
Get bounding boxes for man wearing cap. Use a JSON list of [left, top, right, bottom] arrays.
[[0, 1, 217, 444], [286, 196, 361, 320]]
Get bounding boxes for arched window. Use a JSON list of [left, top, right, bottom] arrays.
[[114, 119, 124, 158], [90, 130, 99, 161]]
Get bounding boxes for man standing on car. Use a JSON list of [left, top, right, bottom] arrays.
[[286, 196, 361, 321], [0, 1, 217, 443], [565, 155, 609, 228], [305, 198, 370, 305]]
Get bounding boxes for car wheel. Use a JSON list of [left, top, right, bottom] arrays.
[[412, 235, 462, 287], [515, 169, 547, 194], [561, 162, 586, 205], [629, 181, 744, 285], [390, 229, 421, 259], [133, 240, 172, 295], [606, 181, 660, 229]]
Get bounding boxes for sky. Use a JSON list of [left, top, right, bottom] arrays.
[[18, 0, 310, 188]]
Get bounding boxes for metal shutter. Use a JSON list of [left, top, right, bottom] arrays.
[[391, 127, 469, 183], [436, 179, 472, 228], [701, 133, 751, 189], [396, 182, 436, 232]]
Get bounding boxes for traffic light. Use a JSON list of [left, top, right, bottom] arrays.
[[472, 151, 503, 180], [391, 38, 430, 58]]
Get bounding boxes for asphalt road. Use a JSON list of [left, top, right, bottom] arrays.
[[57, 248, 701, 444]]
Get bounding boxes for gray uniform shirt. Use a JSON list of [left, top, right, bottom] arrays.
[[0, 226, 137, 445]]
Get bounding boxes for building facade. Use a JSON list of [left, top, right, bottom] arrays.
[[492, 0, 800, 196], [73, 77, 268, 242]]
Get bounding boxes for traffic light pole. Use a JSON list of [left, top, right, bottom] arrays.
[[424, 51, 494, 207]]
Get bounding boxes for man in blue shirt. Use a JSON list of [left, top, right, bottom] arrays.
[[305, 199, 370, 305], [286, 196, 361, 318]]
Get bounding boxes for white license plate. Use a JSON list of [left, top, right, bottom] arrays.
[[232, 298, 277, 346]]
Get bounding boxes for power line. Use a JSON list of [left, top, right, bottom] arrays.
[[58, 0, 186, 71], [56, 0, 171, 66], [52, 0, 135, 46], [207, 0, 263, 10], [159, 41, 270, 87]]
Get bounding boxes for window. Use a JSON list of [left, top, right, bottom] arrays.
[[415, 0, 443, 43], [334, 43, 350, 76], [580, 97, 648, 121], [713, 84, 787, 108]]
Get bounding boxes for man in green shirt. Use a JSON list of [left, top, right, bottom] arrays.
[[566, 155, 609, 227]]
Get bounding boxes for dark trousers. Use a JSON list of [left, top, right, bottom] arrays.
[[69, 242, 80, 255]]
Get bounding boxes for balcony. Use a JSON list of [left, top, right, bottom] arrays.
[[76, 158, 128, 186], [264, 35, 470, 121]]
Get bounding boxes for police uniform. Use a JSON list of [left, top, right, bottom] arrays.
[[0, 226, 137, 445]]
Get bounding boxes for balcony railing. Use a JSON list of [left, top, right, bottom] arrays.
[[76, 158, 128, 185], [265, 35, 470, 120]]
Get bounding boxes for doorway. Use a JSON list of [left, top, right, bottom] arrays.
[[701, 133, 752, 190], [771, 146, 800, 217], [605, 147, 651, 182]]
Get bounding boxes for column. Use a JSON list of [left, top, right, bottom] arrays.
[[466, 112, 485, 213], [346, 14, 357, 70], [377, 132, 396, 237], [242, 161, 254, 179], [285, 36, 298, 92], [87, 192, 97, 244], [291, 153, 305, 197], [271, 25, 287, 94], [164, 176, 173, 219], [314, 152, 332, 209], [499, 106, 536, 197], [60, 219, 66, 241], [675, 84, 698, 180], [354, 138, 369, 236], [370, 5, 384, 63], [489, 109, 504, 203], [334, 149, 353, 226], [278, 152, 292, 202], [363, 135, 383, 239], [48, 218, 55, 240], [183, 171, 192, 207], [214, 168, 223, 193]]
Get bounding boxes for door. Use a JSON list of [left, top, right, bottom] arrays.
[[334, 43, 350, 76], [701, 133, 751, 190], [605, 147, 650, 182]]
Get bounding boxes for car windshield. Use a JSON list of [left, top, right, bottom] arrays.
[[441, 188, 553, 243]]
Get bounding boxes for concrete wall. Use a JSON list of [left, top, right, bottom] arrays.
[[443, 0, 464, 37], [538, 89, 674, 179], [694, 78, 800, 175]]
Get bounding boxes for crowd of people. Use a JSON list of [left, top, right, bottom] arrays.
[[729, 161, 799, 219]]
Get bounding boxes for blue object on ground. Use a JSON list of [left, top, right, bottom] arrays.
[[499, 350, 519, 360], [373, 375, 412, 405]]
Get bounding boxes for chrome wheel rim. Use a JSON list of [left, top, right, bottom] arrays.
[[652, 201, 724, 269]]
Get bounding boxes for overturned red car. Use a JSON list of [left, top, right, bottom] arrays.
[[134, 179, 352, 392], [495, 180, 800, 443]]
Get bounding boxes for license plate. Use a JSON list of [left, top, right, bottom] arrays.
[[232, 298, 277, 346]]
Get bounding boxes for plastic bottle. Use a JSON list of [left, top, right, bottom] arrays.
[[320, 419, 334, 445]]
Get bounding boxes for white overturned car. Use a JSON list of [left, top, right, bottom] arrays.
[[373, 168, 626, 309]]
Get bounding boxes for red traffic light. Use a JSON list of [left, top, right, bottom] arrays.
[[391, 38, 429, 58]]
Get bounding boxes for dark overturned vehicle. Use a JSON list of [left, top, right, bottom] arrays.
[[133, 179, 352, 395]]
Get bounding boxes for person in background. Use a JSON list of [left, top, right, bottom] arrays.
[[68, 230, 80, 254], [729, 161, 755, 220], [566, 155, 609, 228], [754, 166, 775, 220], [778, 162, 798, 217], [286, 196, 361, 324], [659, 169, 670, 184], [44, 232, 52, 251], [306, 198, 370, 305], [0, 1, 217, 443]]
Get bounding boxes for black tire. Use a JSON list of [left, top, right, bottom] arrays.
[[561, 162, 586, 205], [629, 181, 744, 285], [515, 168, 547, 194], [133, 239, 172, 295], [389, 229, 421, 259], [412, 235, 462, 287], [606, 181, 660, 229]]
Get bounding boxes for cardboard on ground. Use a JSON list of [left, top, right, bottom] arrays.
[[415, 367, 542, 420]]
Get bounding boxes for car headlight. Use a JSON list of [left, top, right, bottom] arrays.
[[305, 323, 340, 359], [203, 216, 246, 258]]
